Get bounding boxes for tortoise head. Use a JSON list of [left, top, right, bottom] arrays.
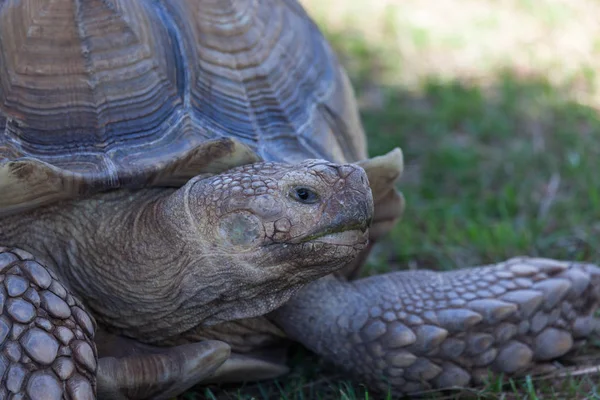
[[162, 160, 374, 324], [191, 160, 372, 266]]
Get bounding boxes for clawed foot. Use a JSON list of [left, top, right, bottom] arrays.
[[96, 332, 230, 400], [95, 334, 290, 399]]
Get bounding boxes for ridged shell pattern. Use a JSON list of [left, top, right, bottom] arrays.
[[0, 0, 366, 191]]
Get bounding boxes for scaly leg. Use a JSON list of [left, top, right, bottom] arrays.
[[0, 246, 96, 398], [0, 247, 230, 399], [273, 257, 600, 395]]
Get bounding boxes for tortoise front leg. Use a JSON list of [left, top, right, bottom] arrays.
[[0, 247, 230, 400], [273, 257, 600, 395], [0, 247, 96, 398]]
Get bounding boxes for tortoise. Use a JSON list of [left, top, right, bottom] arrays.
[[0, 0, 599, 399]]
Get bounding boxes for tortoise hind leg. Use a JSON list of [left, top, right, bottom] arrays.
[[0, 246, 96, 398]]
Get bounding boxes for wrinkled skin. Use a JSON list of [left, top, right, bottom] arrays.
[[0, 160, 374, 398], [0, 0, 598, 397], [1, 158, 600, 399], [1, 161, 372, 343]]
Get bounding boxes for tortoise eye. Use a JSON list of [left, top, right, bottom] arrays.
[[290, 186, 320, 204]]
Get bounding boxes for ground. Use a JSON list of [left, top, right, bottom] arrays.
[[186, 0, 600, 398]]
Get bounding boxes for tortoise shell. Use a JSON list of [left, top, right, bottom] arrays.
[[0, 0, 367, 214]]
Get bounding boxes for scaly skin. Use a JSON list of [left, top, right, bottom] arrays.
[[5, 153, 598, 397], [273, 257, 600, 395], [0, 160, 372, 343], [0, 160, 374, 399], [0, 247, 233, 400], [0, 247, 96, 399]]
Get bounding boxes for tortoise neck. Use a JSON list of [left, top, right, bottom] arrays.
[[0, 187, 204, 341]]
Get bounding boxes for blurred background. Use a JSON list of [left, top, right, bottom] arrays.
[[302, 0, 600, 274], [205, 0, 600, 398]]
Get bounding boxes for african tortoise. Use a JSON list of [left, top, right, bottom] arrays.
[[0, 0, 599, 399]]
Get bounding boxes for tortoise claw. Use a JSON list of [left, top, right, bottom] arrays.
[[97, 340, 230, 400]]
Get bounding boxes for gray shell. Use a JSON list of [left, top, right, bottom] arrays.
[[0, 0, 366, 214]]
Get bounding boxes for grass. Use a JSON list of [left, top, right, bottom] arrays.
[[366, 74, 600, 274], [185, 0, 600, 398]]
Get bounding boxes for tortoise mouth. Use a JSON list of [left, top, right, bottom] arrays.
[[266, 228, 369, 250], [292, 221, 369, 247], [312, 229, 368, 247]]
